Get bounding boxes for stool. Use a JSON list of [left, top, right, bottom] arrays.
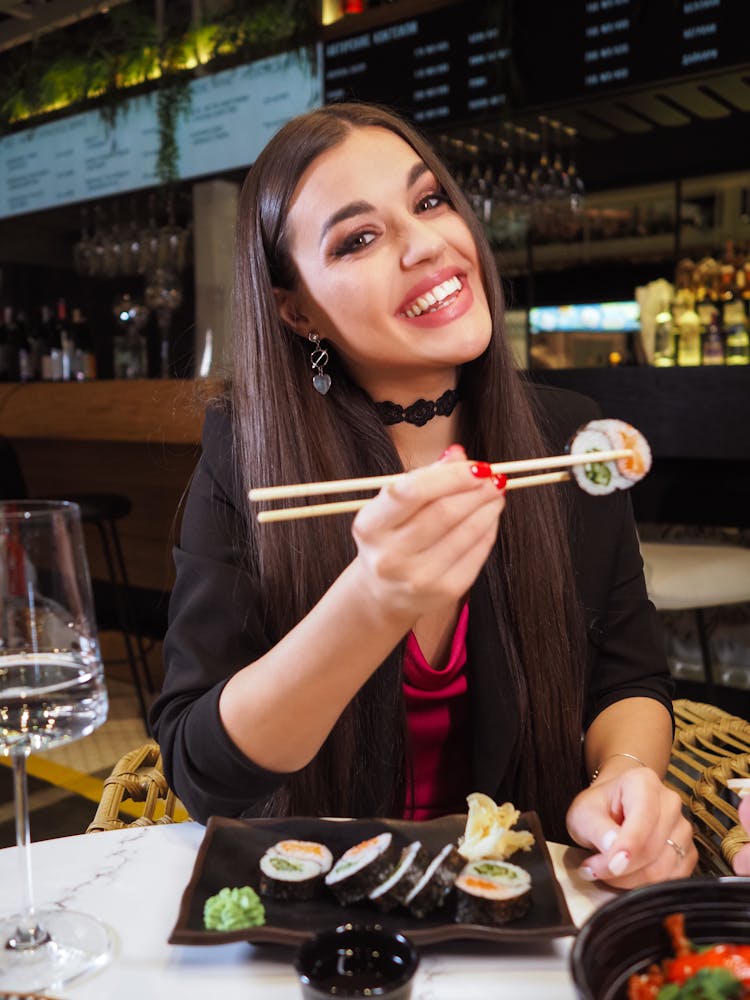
[[640, 541, 750, 704], [1, 437, 154, 729]]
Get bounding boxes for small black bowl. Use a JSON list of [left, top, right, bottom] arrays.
[[295, 923, 419, 1000], [570, 876, 750, 1000]]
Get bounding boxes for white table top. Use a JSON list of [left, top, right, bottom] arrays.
[[0, 822, 617, 999]]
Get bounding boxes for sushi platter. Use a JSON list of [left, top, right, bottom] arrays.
[[169, 812, 576, 947]]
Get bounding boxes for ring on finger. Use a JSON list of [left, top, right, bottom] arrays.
[[666, 837, 686, 860]]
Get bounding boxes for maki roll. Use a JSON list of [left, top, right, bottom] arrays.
[[569, 425, 623, 496], [268, 839, 333, 875], [368, 841, 430, 912], [588, 418, 652, 483], [454, 859, 532, 926], [404, 843, 465, 919], [259, 851, 327, 900], [325, 832, 401, 905]]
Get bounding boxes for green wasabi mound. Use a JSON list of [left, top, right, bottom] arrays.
[[203, 885, 266, 931]]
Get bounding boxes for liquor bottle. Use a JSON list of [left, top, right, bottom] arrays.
[[653, 310, 676, 366], [40, 304, 63, 381], [723, 281, 750, 366], [676, 295, 702, 366], [71, 308, 97, 380], [10, 308, 34, 381], [55, 298, 73, 381], [701, 309, 725, 365], [719, 240, 736, 303], [672, 259, 701, 366]]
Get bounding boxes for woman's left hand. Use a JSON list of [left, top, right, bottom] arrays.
[[566, 766, 697, 888]]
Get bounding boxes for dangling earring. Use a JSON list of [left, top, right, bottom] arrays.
[[308, 330, 331, 395]]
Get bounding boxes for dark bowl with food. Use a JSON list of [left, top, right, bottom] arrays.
[[570, 877, 750, 1000], [295, 922, 419, 1000]]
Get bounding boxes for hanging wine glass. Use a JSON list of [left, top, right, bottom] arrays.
[[102, 201, 123, 278], [72, 208, 94, 276], [145, 268, 183, 378], [89, 204, 107, 278], [157, 192, 190, 273], [120, 197, 142, 276], [138, 194, 160, 275], [0, 501, 111, 994]]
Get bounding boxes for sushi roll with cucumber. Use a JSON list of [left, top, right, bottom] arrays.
[[258, 851, 327, 900], [266, 839, 333, 875], [325, 832, 401, 905], [568, 425, 622, 496], [368, 840, 430, 912], [404, 843, 465, 919], [454, 859, 532, 926]]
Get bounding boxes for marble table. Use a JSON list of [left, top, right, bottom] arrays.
[[0, 822, 617, 999]]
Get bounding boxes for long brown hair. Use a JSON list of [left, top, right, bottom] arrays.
[[231, 102, 584, 840]]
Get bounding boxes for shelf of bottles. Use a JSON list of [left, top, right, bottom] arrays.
[[649, 243, 750, 369], [0, 189, 192, 386]]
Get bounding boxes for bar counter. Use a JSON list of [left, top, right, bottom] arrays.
[[0, 379, 219, 632], [0, 377, 217, 444]]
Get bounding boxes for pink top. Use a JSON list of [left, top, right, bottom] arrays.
[[402, 603, 471, 821]]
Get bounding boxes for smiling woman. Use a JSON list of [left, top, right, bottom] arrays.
[[149, 102, 694, 891]]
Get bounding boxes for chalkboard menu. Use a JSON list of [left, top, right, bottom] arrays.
[[324, 0, 513, 125], [515, 0, 749, 105], [324, 0, 749, 122]]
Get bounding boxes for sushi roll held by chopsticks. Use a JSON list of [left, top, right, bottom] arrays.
[[249, 418, 653, 522], [569, 419, 652, 497]]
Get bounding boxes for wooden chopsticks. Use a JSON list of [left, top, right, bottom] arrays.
[[249, 447, 632, 524]]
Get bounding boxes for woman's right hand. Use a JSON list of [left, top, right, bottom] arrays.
[[350, 445, 506, 623]]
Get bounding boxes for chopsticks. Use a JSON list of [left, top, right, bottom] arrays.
[[249, 447, 632, 524]]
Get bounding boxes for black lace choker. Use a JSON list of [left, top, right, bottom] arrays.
[[374, 387, 460, 427]]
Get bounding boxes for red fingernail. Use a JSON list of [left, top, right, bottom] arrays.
[[491, 473, 507, 491], [470, 461, 492, 479]]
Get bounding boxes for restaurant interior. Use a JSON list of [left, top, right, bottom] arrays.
[[1, 2, 750, 995]]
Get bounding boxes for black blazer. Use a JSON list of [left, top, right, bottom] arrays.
[[150, 384, 672, 824]]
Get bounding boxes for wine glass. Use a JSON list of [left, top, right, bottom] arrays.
[[0, 500, 112, 993]]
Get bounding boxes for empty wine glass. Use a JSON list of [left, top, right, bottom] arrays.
[[0, 501, 111, 993]]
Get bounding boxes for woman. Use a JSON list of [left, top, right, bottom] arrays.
[[150, 102, 696, 888]]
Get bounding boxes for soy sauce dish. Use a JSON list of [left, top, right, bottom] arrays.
[[295, 923, 419, 1000], [569, 876, 750, 1000]]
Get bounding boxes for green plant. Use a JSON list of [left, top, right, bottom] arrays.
[[0, 0, 317, 186]]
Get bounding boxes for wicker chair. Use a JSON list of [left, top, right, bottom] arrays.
[[87, 702, 750, 874], [87, 741, 188, 833], [667, 698, 750, 875]]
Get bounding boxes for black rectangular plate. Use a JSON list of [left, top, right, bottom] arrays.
[[169, 812, 577, 946]]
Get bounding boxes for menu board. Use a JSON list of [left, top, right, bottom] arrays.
[[324, 0, 513, 125], [0, 47, 321, 220], [324, 0, 749, 121], [514, 0, 749, 104]]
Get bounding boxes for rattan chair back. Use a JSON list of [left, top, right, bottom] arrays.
[[87, 741, 188, 833], [667, 698, 750, 875]]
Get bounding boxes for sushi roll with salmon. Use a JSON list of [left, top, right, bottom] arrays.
[[325, 832, 401, 905], [454, 859, 532, 926], [368, 840, 430, 912], [266, 839, 333, 875], [258, 850, 327, 900], [569, 419, 652, 496], [587, 418, 652, 484], [404, 843, 465, 919]]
